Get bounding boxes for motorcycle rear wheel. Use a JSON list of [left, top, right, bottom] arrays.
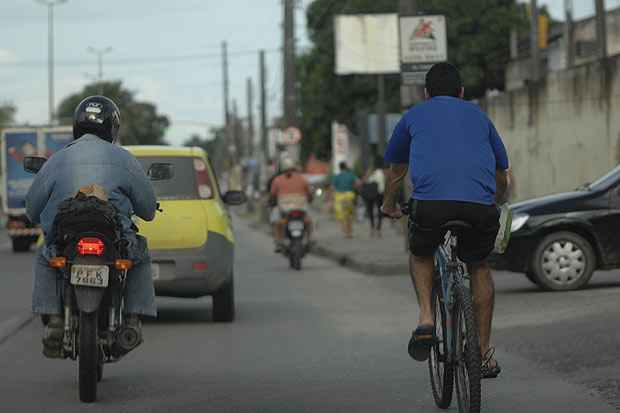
[[79, 311, 99, 403]]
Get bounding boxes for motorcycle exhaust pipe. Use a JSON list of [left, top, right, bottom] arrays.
[[111, 324, 142, 357]]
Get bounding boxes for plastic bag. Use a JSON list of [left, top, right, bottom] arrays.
[[494, 204, 512, 254]]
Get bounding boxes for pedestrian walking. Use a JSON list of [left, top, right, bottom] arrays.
[[330, 161, 361, 238], [361, 159, 385, 238]]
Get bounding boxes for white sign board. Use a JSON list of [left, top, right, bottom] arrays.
[[335, 14, 400, 75], [280, 127, 302, 145], [331, 122, 350, 172], [400, 15, 448, 64]]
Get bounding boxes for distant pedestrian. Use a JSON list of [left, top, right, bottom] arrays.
[[330, 161, 360, 238], [361, 159, 386, 238]]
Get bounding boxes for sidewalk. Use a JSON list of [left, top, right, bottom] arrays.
[[244, 206, 410, 276]]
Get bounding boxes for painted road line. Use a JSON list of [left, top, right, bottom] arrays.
[[0, 314, 35, 345]]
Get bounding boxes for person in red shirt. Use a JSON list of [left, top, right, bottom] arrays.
[[270, 158, 314, 252]]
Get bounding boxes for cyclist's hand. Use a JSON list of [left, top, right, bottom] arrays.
[[381, 204, 403, 219]]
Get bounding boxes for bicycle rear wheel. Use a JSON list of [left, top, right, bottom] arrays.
[[428, 284, 454, 409], [454, 285, 481, 413]]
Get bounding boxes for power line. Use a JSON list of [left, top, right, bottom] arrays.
[[1, 48, 281, 68]]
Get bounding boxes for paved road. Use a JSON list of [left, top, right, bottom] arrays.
[[0, 221, 619, 412]]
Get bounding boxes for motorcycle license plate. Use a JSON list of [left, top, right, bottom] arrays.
[[288, 221, 304, 232], [70, 265, 109, 288]]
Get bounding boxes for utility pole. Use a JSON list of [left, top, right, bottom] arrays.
[[259, 50, 269, 160], [376, 74, 387, 158], [564, 0, 575, 68], [35, 0, 67, 125], [399, 0, 424, 110], [283, 0, 297, 127], [595, 0, 608, 59], [530, 0, 540, 81], [246, 77, 255, 157], [221, 41, 230, 129], [87, 46, 112, 94]]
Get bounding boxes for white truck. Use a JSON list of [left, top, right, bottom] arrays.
[[1, 127, 72, 252]]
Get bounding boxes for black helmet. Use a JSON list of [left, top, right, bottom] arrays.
[[73, 96, 120, 143]]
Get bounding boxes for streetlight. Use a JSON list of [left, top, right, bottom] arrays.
[[35, 0, 67, 125]]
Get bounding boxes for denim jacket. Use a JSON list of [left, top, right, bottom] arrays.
[[25, 134, 157, 258]]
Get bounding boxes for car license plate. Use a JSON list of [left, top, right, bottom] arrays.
[[288, 221, 304, 232], [152, 263, 160, 280], [70, 265, 109, 288]]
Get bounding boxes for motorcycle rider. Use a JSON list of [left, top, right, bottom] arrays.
[[25, 96, 158, 358], [269, 157, 314, 252]]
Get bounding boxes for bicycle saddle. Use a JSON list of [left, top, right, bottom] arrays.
[[440, 220, 473, 232]]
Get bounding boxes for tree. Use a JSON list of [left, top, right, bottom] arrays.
[[56, 81, 170, 145], [297, 0, 527, 160], [0, 104, 16, 128]]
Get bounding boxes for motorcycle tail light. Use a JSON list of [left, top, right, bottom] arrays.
[[289, 210, 304, 219], [77, 237, 105, 256], [115, 259, 133, 270], [49, 257, 67, 268], [192, 262, 208, 272]]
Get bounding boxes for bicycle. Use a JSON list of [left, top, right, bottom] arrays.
[[427, 219, 481, 413]]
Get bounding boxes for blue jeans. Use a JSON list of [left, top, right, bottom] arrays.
[[32, 234, 157, 317]]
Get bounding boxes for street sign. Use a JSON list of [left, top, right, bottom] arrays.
[[399, 15, 447, 85], [280, 127, 302, 145]]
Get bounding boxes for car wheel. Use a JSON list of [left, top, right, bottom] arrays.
[[532, 231, 596, 291], [525, 271, 539, 286], [213, 275, 235, 322]]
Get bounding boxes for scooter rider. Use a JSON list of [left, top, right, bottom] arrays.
[[25, 96, 158, 358]]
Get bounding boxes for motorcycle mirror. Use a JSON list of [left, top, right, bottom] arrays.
[[23, 156, 47, 174], [148, 163, 174, 181]]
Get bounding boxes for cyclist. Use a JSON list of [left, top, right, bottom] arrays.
[[382, 62, 509, 379]]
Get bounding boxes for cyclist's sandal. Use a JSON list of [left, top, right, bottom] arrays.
[[481, 347, 502, 379], [408, 324, 435, 362]]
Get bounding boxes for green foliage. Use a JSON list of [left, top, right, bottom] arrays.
[[0, 104, 16, 128], [56, 81, 170, 145], [297, 0, 527, 160]]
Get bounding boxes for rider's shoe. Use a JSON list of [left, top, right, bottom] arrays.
[[481, 347, 501, 379], [408, 324, 435, 362], [125, 314, 143, 346], [274, 242, 284, 253], [42, 314, 65, 359]]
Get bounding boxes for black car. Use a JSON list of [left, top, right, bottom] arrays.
[[492, 166, 620, 291]]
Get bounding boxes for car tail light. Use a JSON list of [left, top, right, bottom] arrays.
[[77, 237, 105, 256], [192, 262, 208, 272], [193, 158, 213, 199], [49, 257, 67, 268]]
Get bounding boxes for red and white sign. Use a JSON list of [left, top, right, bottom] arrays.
[[280, 127, 302, 145]]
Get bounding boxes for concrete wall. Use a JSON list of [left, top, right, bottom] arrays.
[[485, 56, 620, 201]]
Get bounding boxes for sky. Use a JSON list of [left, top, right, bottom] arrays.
[[1, 0, 620, 146], [0, 0, 313, 145]]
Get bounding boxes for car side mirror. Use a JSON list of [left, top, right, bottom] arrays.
[[148, 163, 174, 181], [23, 156, 47, 174], [223, 190, 247, 205]]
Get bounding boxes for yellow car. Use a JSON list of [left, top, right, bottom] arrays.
[[125, 146, 246, 322]]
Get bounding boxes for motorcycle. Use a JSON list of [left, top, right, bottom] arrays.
[[281, 209, 309, 271], [23, 156, 172, 403]]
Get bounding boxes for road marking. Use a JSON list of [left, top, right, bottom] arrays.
[[0, 314, 35, 345]]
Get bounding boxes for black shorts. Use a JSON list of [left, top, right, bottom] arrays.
[[408, 200, 500, 263]]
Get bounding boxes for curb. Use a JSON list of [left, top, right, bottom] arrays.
[[245, 218, 408, 276], [0, 313, 35, 345]]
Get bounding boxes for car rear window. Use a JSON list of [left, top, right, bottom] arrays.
[[137, 156, 213, 200]]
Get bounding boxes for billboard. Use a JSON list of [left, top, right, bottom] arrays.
[[331, 122, 350, 172], [399, 15, 448, 85], [334, 14, 400, 75]]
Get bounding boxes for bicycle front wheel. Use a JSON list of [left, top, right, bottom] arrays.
[[454, 285, 481, 413], [428, 284, 453, 409]]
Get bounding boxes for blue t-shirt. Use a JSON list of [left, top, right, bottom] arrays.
[[384, 96, 509, 205], [331, 170, 358, 192]]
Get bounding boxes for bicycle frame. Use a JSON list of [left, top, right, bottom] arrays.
[[434, 231, 469, 359]]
